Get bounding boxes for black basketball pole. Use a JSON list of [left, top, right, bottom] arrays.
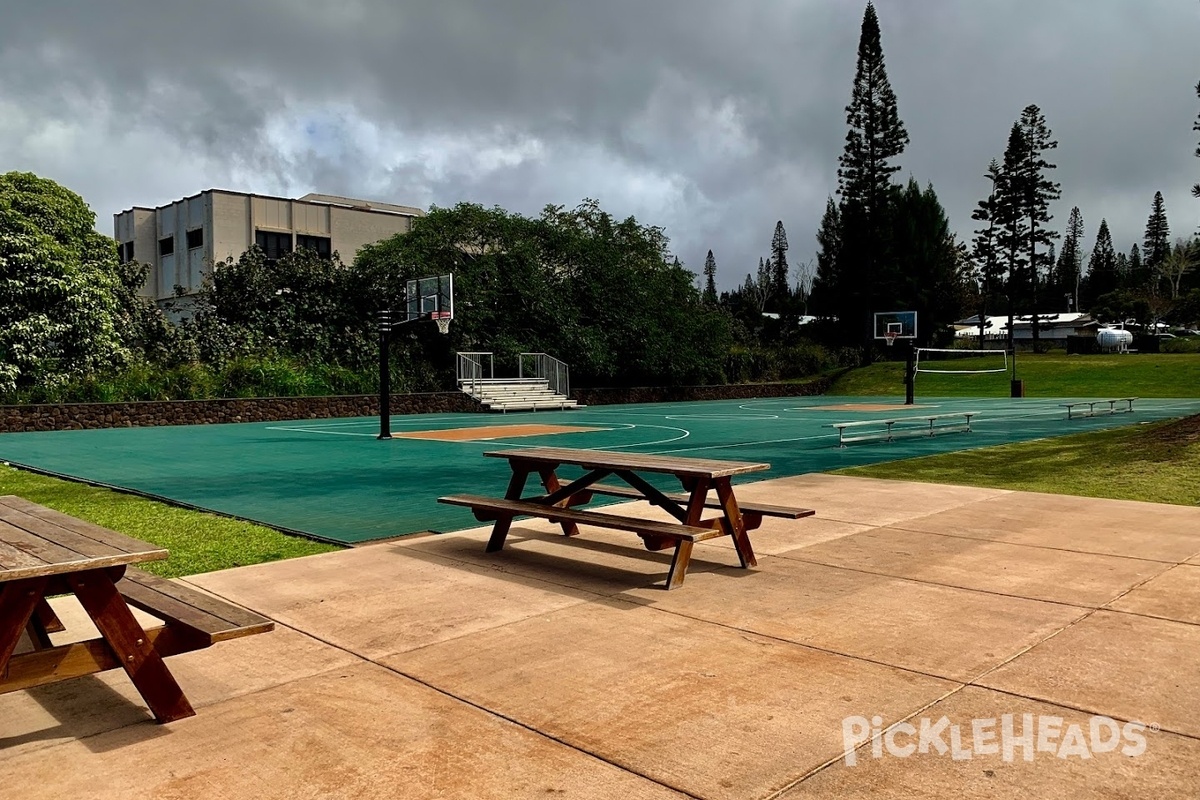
[[904, 341, 915, 405], [377, 310, 392, 439]]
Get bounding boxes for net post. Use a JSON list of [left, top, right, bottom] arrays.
[[904, 341, 915, 405], [377, 309, 392, 440]]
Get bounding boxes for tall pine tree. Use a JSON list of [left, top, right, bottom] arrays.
[[1193, 80, 1200, 199], [769, 221, 789, 312], [702, 250, 718, 306], [1056, 206, 1084, 309], [1013, 104, 1060, 343], [1083, 219, 1118, 307], [1143, 191, 1170, 278], [994, 123, 1030, 349], [1126, 243, 1145, 291], [835, 1, 909, 347], [810, 198, 841, 316], [970, 160, 1003, 343]]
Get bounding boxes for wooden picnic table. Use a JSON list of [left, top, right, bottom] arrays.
[[0, 495, 272, 723], [440, 447, 814, 589]]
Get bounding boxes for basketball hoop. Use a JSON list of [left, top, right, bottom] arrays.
[[884, 331, 898, 347], [431, 311, 451, 335]]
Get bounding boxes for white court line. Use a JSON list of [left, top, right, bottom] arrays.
[[265, 426, 378, 437]]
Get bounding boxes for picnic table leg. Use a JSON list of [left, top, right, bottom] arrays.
[[67, 569, 196, 723], [664, 539, 694, 590], [487, 466, 533, 552], [0, 577, 49, 674], [537, 467, 581, 538], [714, 479, 757, 568]]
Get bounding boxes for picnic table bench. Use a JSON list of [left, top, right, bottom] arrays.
[[439, 447, 814, 589], [1060, 397, 1137, 420], [0, 495, 272, 723], [827, 412, 977, 447]]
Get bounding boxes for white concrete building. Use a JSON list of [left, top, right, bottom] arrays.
[[954, 313, 1099, 342], [114, 190, 424, 304]]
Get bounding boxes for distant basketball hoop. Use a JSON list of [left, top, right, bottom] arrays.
[[884, 331, 898, 347], [431, 310, 452, 335]]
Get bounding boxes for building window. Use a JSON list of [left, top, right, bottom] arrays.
[[255, 230, 292, 262], [119, 242, 135, 262], [186, 228, 204, 249], [296, 234, 332, 259], [159, 236, 174, 256]]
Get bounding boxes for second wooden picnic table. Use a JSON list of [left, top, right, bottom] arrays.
[[440, 447, 814, 588]]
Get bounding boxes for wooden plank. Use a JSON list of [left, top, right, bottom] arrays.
[[0, 538, 45, 572], [35, 599, 65, 633], [118, 569, 273, 645], [0, 499, 166, 566], [484, 447, 768, 478], [587, 483, 815, 520], [0, 520, 80, 568], [439, 494, 721, 542], [0, 626, 205, 694], [716, 479, 756, 568], [69, 570, 196, 723]]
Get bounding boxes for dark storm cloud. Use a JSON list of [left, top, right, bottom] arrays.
[[2, 1, 1199, 290]]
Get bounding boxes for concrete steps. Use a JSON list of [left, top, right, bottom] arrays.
[[460, 379, 582, 413]]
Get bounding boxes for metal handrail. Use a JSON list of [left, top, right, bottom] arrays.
[[456, 352, 493, 393], [518, 352, 569, 397]]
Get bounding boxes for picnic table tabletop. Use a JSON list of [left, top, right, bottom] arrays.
[[0, 495, 168, 582], [483, 447, 770, 479]]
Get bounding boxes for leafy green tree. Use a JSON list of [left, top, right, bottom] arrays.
[[1157, 238, 1195, 299], [0, 172, 129, 394], [355, 200, 731, 387], [188, 246, 374, 373], [890, 178, 965, 345], [1143, 191, 1171, 276], [1082, 219, 1118, 307], [702, 249, 718, 306]]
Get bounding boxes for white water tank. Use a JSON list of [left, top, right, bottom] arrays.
[[1097, 327, 1134, 350]]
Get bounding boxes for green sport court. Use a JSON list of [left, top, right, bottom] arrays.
[[2, 395, 1198, 545]]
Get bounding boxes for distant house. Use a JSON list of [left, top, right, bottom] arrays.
[[954, 313, 1098, 342], [114, 190, 424, 309]]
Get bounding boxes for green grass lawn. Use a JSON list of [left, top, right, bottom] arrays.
[[837, 415, 1200, 506], [829, 352, 1200, 398], [0, 465, 341, 578]]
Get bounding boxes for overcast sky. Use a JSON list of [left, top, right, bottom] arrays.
[[3, 0, 1199, 292]]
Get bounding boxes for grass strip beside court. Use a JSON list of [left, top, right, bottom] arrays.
[[829, 353, 1200, 398], [0, 465, 340, 577], [837, 413, 1200, 506]]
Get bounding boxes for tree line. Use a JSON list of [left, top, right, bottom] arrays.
[[710, 2, 1200, 353], [1, 172, 861, 402]]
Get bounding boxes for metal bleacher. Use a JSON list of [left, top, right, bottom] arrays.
[[456, 352, 582, 413]]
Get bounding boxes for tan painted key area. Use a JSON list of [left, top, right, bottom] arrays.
[[3, 475, 1199, 798]]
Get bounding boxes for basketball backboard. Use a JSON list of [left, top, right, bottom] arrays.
[[873, 311, 917, 340], [406, 274, 454, 323]]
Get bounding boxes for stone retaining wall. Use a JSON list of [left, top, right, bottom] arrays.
[[0, 392, 483, 433], [0, 379, 834, 433]]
